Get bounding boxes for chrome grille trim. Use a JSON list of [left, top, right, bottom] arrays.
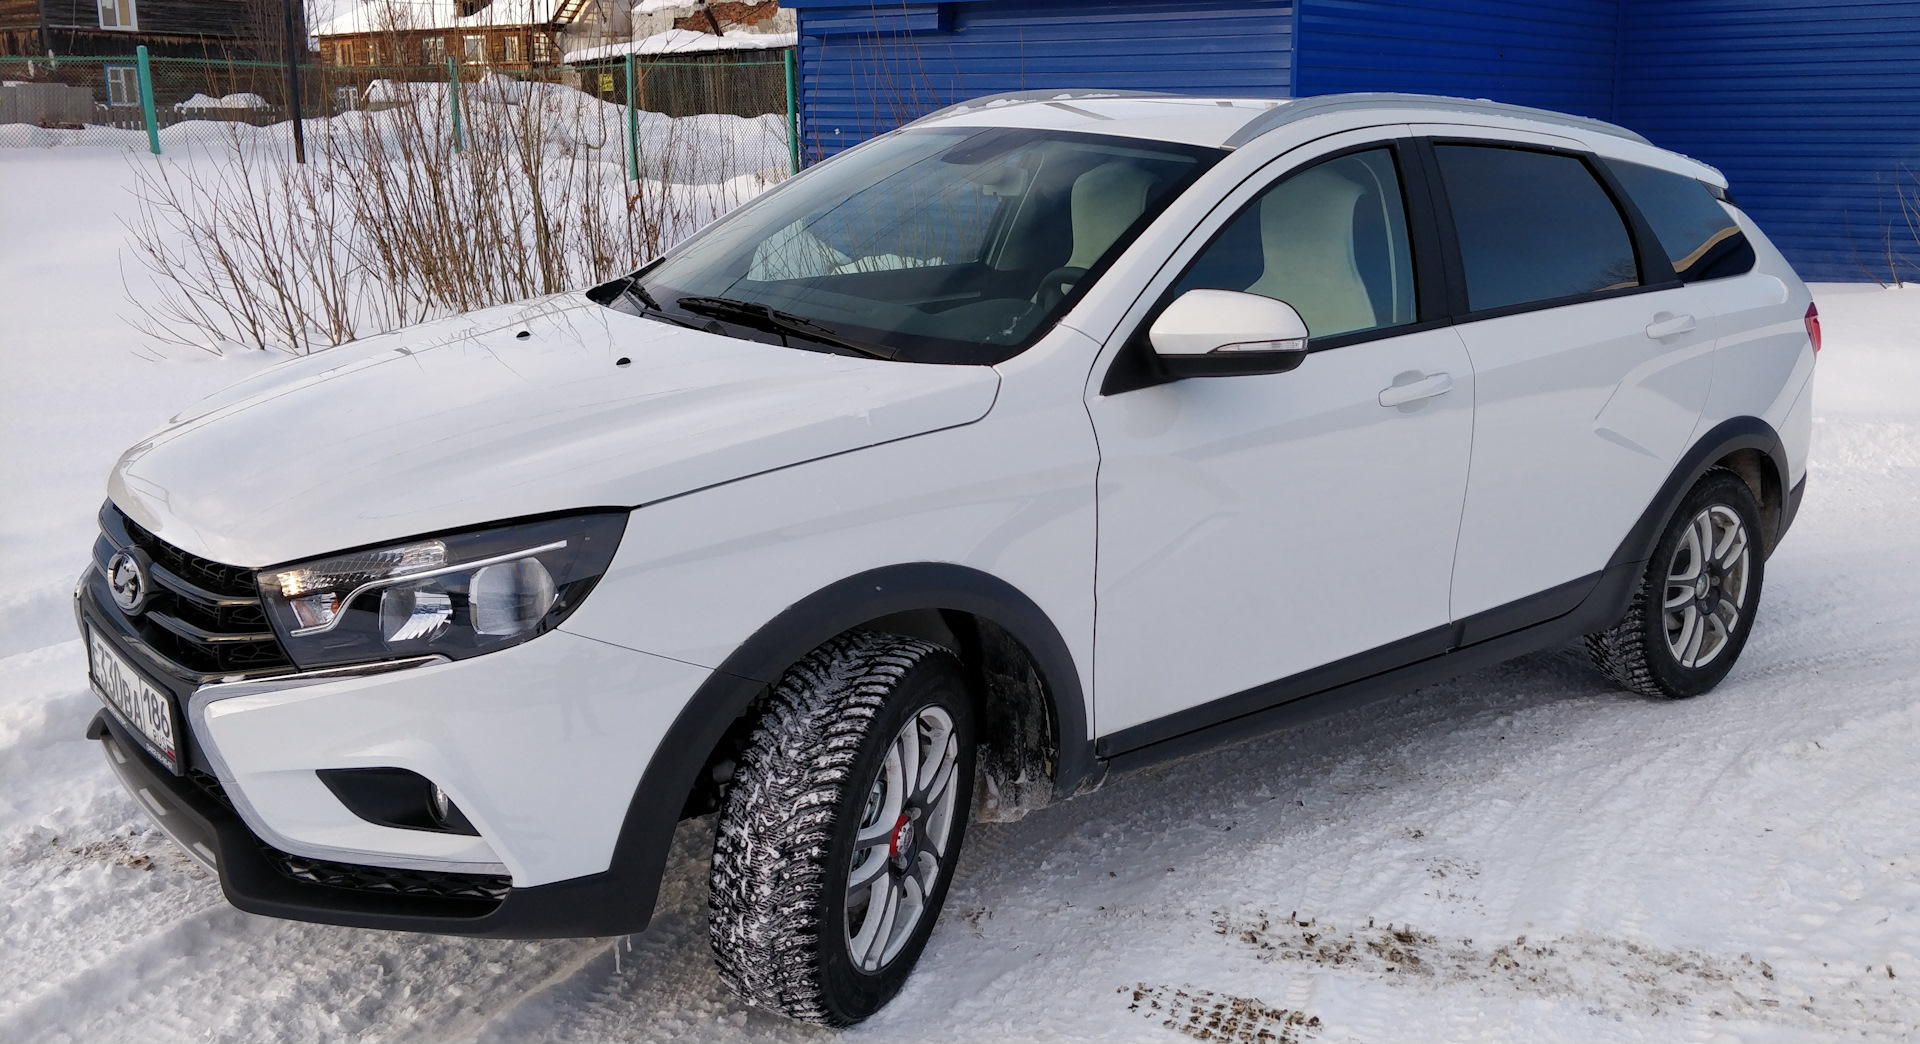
[[93, 502, 293, 677]]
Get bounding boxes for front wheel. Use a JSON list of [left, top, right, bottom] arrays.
[[1588, 468, 1766, 698], [709, 631, 975, 1025]]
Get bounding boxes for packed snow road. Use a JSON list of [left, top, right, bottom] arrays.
[[4, 149, 1918, 1043]]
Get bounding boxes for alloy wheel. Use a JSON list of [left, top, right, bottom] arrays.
[[844, 705, 961, 974], [1662, 504, 1751, 669]]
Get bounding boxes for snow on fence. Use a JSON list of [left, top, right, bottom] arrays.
[[0, 55, 797, 355], [0, 52, 793, 157]]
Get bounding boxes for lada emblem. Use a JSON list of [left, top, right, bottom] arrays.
[[107, 550, 152, 615]]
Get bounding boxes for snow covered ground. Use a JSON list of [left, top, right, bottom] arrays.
[[4, 146, 1919, 1043]]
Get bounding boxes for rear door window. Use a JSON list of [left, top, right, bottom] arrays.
[[1433, 145, 1639, 312], [1606, 159, 1755, 282]]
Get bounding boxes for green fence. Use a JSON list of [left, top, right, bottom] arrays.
[[0, 51, 797, 171]]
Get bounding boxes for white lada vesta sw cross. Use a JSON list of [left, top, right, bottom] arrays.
[[80, 92, 1816, 1024]]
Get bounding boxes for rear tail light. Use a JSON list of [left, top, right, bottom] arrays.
[[1805, 302, 1822, 354]]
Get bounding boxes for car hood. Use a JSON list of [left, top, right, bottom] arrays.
[[109, 296, 1000, 567]]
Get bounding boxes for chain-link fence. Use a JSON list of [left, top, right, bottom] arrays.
[[9, 48, 799, 355], [1, 52, 794, 158]]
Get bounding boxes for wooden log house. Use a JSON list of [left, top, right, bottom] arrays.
[[1, 0, 268, 58]]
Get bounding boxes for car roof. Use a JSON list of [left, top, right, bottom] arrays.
[[910, 91, 1724, 186]]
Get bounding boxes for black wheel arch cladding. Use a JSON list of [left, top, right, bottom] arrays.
[[1608, 414, 1793, 574], [594, 563, 1091, 938]]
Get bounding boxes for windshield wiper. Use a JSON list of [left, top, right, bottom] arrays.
[[587, 273, 705, 330], [677, 296, 895, 360], [622, 277, 662, 312]]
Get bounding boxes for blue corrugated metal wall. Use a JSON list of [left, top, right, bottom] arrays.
[[789, 0, 1293, 161], [1291, 0, 1623, 118], [1615, 0, 1920, 282], [789, 0, 1918, 280]]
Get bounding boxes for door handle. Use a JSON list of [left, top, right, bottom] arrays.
[[1378, 372, 1453, 408], [1645, 312, 1697, 339]]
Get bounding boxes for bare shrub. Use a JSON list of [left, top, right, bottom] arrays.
[[125, 73, 785, 354], [1849, 164, 1920, 288]]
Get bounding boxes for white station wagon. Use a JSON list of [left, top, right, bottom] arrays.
[[80, 91, 1816, 1024]]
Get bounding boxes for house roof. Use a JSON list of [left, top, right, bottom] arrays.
[[562, 27, 795, 64], [314, 0, 558, 37]]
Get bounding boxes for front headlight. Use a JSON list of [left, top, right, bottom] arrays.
[[259, 512, 628, 670]]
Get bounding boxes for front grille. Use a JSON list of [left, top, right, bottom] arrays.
[[95, 502, 293, 677], [124, 512, 256, 597], [264, 848, 513, 903]]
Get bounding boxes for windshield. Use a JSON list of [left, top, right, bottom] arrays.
[[602, 127, 1220, 364]]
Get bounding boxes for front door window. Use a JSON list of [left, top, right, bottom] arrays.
[[1169, 148, 1417, 339]]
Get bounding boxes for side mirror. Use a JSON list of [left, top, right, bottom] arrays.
[[1148, 289, 1310, 378]]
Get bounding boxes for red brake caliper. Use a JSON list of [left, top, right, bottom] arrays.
[[887, 813, 911, 859]]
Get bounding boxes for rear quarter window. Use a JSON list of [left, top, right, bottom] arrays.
[[1606, 159, 1756, 282]]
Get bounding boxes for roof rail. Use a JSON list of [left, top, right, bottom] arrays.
[[907, 89, 1178, 128], [1220, 92, 1651, 148]]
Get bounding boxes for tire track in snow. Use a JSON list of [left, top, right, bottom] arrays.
[[0, 896, 609, 1043], [1206, 912, 1918, 1036]]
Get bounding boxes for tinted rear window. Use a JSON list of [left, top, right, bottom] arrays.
[[1607, 159, 1755, 282], [1434, 145, 1639, 312]]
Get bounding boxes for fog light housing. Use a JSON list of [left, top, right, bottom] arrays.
[[428, 783, 478, 834], [318, 768, 481, 836]]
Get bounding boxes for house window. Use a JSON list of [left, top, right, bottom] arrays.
[[503, 35, 522, 64], [361, 40, 376, 65], [105, 66, 138, 105], [334, 85, 359, 111], [97, 0, 136, 31], [531, 33, 554, 64], [422, 36, 447, 64], [464, 35, 487, 63]]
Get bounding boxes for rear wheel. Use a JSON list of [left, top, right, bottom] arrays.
[[708, 631, 975, 1025], [1588, 468, 1765, 698]]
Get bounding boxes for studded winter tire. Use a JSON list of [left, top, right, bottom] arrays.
[[708, 630, 976, 1025], [1588, 468, 1766, 699]]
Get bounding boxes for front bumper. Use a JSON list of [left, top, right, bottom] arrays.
[[81, 570, 715, 938], [92, 708, 647, 934]]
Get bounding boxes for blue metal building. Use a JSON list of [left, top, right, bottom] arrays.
[[784, 0, 1920, 281]]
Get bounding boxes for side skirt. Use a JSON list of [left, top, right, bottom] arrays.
[[1095, 560, 1640, 775]]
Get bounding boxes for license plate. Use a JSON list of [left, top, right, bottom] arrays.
[[88, 628, 180, 773]]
